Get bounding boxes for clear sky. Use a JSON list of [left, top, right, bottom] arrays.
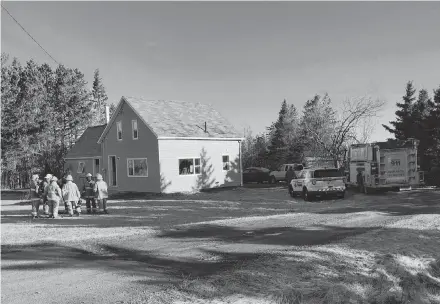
[[2, 1, 440, 142]]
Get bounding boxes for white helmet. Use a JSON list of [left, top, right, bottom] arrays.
[[96, 173, 103, 180], [86, 173, 92, 177]]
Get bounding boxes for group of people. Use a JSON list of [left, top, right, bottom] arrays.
[[30, 172, 109, 219]]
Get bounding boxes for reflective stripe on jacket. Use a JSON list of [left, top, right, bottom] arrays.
[[83, 180, 96, 198]]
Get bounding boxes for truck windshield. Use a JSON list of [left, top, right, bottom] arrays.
[[313, 169, 342, 178]]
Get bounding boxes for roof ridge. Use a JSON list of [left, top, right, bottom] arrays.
[[125, 96, 209, 106], [123, 96, 242, 139]]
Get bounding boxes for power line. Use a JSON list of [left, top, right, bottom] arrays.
[[1, 4, 60, 65]]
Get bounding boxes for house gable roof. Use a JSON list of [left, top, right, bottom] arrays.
[[65, 124, 106, 159], [98, 96, 242, 143]]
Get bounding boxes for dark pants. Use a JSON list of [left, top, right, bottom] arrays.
[[85, 198, 97, 212]]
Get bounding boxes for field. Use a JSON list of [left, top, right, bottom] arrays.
[[2, 186, 440, 304]]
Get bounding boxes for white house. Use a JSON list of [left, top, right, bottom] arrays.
[[65, 96, 244, 193]]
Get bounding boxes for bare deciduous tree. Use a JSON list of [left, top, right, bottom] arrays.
[[303, 96, 385, 167]]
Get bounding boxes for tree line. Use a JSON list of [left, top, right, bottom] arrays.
[[241, 94, 385, 170], [242, 82, 440, 180], [2, 54, 439, 188], [1, 53, 115, 189], [383, 81, 440, 178]]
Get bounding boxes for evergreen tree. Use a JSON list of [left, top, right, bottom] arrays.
[[254, 135, 269, 168], [108, 102, 116, 122], [411, 89, 434, 170], [431, 86, 440, 165], [300, 93, 337, 161], [383, 81, 416, 139], [1, 57, 23, 186], [92, 69, 109, 125], [1, 54, 97, 186], [266, 100, 288, 169]]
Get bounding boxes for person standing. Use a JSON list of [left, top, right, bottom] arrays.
[[94, 173, 109, 214], [45, 176, 62, 219], [82, 173, 97, 214], [62, 175, 82, 217], [30, 174, 41, 219], [40, 174, 52, 216], [356, 168, 364, 192], [285, 166, 296, 185]]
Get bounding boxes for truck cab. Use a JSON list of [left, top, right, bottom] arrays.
[[269, 163, 304, 184]]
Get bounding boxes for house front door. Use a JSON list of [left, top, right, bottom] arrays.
[[109, 156, 117, 186]]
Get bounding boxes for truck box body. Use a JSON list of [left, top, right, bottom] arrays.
[[346, 139, 423, 190], [381, 149, 409, 185], [349, 145, 370, 162]]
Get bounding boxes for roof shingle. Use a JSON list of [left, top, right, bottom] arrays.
[[124, 97, 242, 138], [65, 125, 106, 158]]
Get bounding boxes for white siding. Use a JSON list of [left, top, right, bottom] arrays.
[[158, 139, 242, 193]]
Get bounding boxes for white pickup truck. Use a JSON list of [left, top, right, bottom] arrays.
[[269, 163, 304, 184]]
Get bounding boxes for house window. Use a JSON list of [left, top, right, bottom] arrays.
[[77, 161, 85, 173], [132, 120, 138, 140], [179, 158, 201, 175], [116, 121, 122, 140], [222, 155, 230, 171], [94, 158, 100, 176], [127, 158, 148, 177]]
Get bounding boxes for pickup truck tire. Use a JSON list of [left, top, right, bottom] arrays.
[[338, 191, 345, 199], [270, 176, 277, 184]]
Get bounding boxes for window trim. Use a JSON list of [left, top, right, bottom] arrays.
[[132, 119, 138, 140], [127, 158, 148, 178], [178, 157, 202, 176], [222, 155, 230, 171], [116, 121, 122, 141], [77, 161, 85, 174], [93, 158, 100, 177]]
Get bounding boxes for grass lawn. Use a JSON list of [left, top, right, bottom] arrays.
[[2, 187, 440, 304]]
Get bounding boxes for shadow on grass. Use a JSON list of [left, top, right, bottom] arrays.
[[158, 224, 378, 247], [317, 191, 440, 216], [1, 242, 267, 280], [2, 238, 440, 304]]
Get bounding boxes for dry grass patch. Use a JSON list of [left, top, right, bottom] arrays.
[[1, 223, 155, 246], [158, 245, 440, 304]]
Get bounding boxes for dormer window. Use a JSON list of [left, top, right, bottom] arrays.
[[116, 121, 122, 140], [132, 120, 138, 140]]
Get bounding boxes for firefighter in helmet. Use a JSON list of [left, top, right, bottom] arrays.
[[62, 175, 81, 217], [82, 173, 97, 214], [94, 173, 109, 214], [356, 168, 364, 192], [45, 176, 62, 219]]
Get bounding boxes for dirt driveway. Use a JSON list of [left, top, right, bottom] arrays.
[[2, 187, 440, 304]]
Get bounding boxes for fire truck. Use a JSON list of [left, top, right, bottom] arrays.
[[345, 138, 424, 193]]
